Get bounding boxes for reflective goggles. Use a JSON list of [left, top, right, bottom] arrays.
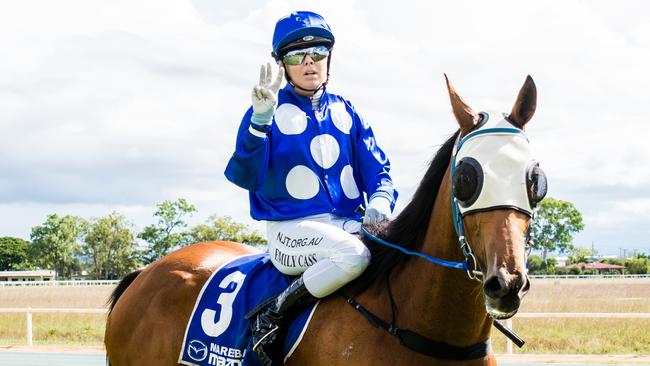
[[282, 45, 330, 65]]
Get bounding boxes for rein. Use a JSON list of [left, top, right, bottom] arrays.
[[360, 227, 474, 273]]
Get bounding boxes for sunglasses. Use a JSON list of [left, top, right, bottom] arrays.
[[282, 46, 330, 65]]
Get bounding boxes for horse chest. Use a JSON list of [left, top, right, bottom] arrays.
[[286, 299, 495, 366]]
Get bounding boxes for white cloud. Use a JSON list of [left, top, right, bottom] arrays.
[[1, 0, 649, 256]]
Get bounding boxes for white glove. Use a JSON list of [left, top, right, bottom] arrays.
[[363, 195, 392, 225], [250, 63, 284, 126]]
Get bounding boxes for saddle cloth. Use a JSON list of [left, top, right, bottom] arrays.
[[178, 253, 318, 366]]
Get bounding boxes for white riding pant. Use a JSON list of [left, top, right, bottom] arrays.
[[266, 213, 370, 298]]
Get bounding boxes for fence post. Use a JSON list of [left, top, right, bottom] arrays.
[[506, 318, 513, 355], [26, 307, 33, 346]]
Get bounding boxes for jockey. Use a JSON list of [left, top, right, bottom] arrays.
[[224, 10, 397, 364]]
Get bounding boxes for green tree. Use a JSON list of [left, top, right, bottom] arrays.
[[545, 257, 557, 274], [138, 198, 196, 263], [0, 237, 31, 270], [531, 197, 585, 262], [83, 212, 141, 280], [568, 246, 597, 264], [602, 257, 624, 266], [625, 257, 649, 274], [527, 255, 544, 274], [30, 214, 88, 279], [189, 215, 267, 246]]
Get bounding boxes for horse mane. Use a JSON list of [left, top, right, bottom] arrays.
[[347, 130, 460, 295]]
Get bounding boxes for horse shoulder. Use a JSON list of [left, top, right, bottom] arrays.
[[286, 290, 397, 365]]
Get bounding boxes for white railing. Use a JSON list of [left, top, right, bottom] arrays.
[[0, 280, 119, 287], [1, 308, 649, 352], [503, 312, 650, 354], [0, 307, 107, 346], [0, 275, 648, 287]]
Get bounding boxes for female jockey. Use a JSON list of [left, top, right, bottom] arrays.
[[224, 10, 397, 363]]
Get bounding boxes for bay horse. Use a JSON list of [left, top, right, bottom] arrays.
[[105, 75, 543, 365]]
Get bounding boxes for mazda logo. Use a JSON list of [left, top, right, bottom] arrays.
[[187, 340, 208, 362]]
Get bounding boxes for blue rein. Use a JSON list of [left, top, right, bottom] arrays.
[[361, 226, 468, 271]]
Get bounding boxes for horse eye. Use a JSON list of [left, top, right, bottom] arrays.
[[527, 164, 548, 205], [452, 158, 483, 207]]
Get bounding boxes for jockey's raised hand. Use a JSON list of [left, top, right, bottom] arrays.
[[251, 63, 284, 126]]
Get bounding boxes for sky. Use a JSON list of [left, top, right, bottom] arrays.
[[1, 0, 649, 257]]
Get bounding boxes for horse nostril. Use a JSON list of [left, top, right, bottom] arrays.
[[520, 275, 531, 295], [483, 276, 508, 299]]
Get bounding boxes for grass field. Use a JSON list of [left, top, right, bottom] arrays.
[[492, 278, 650, 354], [1, 278, 649, 354], [0, 286, 110, 347]]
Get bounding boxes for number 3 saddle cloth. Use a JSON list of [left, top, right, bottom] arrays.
[[179, 253, 317, 366]]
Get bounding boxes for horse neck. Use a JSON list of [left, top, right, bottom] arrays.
[[390, 169, 492, 346]]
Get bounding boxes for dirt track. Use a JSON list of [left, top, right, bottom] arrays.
[[2, 346, 650, 364]]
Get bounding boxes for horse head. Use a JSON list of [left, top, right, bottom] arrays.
[[445, 75, 547, 319]]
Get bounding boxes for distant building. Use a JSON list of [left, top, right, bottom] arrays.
[[0, 270, 56, 282], [70, 271, 90, 281], [553, 256, 569, 267]]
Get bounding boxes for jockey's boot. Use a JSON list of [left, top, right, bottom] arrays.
[[252, 276, 317, 365]]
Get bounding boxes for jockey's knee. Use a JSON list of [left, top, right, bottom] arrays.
[[330, 240, 371, 278]]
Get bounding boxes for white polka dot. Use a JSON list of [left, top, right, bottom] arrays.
[[286, 165, 320, 199], [275, 103, 307, 135], [310, 134, 340, 169], [330, 102, 352, 134], [340, 165, 360, 199]]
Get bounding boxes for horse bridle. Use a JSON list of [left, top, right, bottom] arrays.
[[450, 113, 539, 280], [350, 116, 540, 358], [362, 114, 539, 282]]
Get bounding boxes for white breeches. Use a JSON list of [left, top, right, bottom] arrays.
[[266, 214, 370, 298]]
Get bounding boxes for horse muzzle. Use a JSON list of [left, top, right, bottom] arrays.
[[482, 269, 530, 319]]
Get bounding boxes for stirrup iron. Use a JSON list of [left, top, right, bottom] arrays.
[[252, 324, 280, 352]]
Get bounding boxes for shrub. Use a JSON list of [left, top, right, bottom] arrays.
[[528, 255, 544, 273], [625, 258, 649, 274], [555, 267, 569, 275]]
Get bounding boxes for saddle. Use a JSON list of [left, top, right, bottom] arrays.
[[178, 253, 317, 366]]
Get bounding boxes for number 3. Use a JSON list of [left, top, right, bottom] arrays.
[[200, 271, 246, 337]]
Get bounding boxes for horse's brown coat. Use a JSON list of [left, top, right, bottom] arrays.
[[105, 76, 536, 366]]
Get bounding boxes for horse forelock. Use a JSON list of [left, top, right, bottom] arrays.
[[347, 130, 460, 295]]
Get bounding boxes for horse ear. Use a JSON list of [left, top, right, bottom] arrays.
[[509, 75, 537, 128], [445, 74, 479, 133]]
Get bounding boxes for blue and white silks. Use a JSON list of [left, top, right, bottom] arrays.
[[224, 85, 397, 221]]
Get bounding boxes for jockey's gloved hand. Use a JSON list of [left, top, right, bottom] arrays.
[[363, 194, 392, 225], [251, 63, 284, 126]]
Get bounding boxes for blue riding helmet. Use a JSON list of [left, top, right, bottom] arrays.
[[272, 11, 335, 61]]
